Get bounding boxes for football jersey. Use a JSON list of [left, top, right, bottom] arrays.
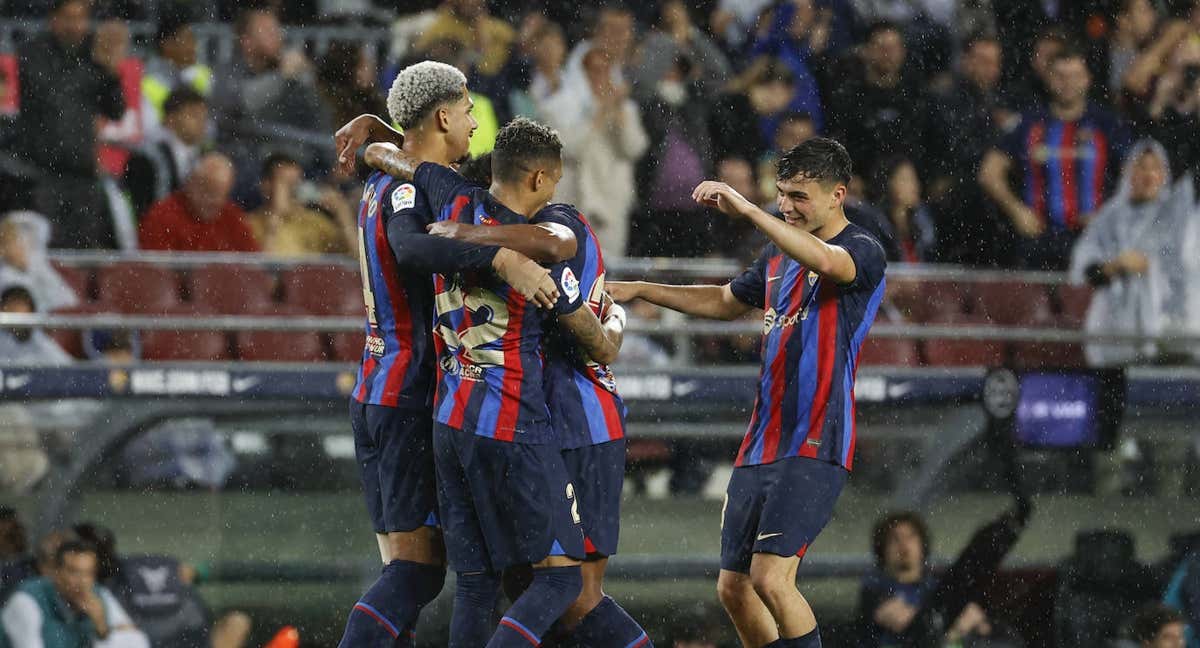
[[536, 204, 627, 450], [414, 163, 565, 443], [350, 170, 500, 409], [728, 222, 887, 470]]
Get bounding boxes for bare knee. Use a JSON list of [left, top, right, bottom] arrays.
[[749, 563, 794, 607], [717, 571, 755, 612]]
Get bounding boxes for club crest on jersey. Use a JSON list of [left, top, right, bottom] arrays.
[[391, 184, 416, 211], [561, 267, 580, 303], [808, 271, 817, 286]]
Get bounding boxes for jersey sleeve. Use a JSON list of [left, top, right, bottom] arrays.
[[728, 247, 771, 309], [838, 231, 888, 293], [384, 180, 500, 273], [539, 206, 593, 315], [413, 161, 472, 217], [997, 117, 1025, 160]]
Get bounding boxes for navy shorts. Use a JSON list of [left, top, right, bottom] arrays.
[[720, 456, 848, 573], [561, 439, 626, 558], [434, 423, 585, 573], [350, 400, 438, 534]]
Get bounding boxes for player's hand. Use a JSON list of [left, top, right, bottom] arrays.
[[692, 181, 753, 218], [334, 115, 401, 176], [605, 281, 640, 303], [492, 249, 559, 309], [426, 221, 475, 240], [603, 302, 627, 331]]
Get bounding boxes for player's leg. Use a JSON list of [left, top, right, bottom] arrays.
[[433, 424, 502, 648], [717, 568, 779, 647], [484, 442, 585, 648], [718, 464, 780, 646], [745, 458, 850, 647], [339, 404, 445, 648], [560, 440, 652, 647]]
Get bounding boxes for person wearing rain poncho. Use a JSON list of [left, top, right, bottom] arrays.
[[0, 212, 80, 314], [1068, 139, 1200, 367]]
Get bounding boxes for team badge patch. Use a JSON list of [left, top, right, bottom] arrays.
[[561, 267, 581, 303], [392, 184, 416, 211]]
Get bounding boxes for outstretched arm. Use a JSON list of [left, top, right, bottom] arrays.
[[558, 301, 626, 365], [606, 281, 754, 321], [427, 220, 578, 264], [334, 114, 404, 175]]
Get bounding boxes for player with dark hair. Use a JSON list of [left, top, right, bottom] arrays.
[[609, 137, 887, 648], [330, 63, 578, 648], [362, 116, 628, 647]]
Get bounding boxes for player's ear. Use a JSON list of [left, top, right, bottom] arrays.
[[435, 106, 451, 133], [831, 183, 847, 209]]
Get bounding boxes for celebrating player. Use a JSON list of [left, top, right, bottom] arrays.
[[608, 138, 887, 648], [363, 117, 628, 647], [334, 63, 575, 648]]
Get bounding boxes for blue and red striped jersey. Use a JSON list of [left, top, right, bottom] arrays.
[[728, 223, 887, 470], [536, 204, 627, 450], [999, 104, 1130, 231], [414, 163, 558, 443], [351, 169, 500, 409]]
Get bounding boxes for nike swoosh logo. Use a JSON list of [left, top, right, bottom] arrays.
[[756, 532, 783, 541], [766, 276, 782, 282]]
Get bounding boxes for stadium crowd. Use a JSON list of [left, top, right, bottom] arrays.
[[0, 0, 1197, 267]]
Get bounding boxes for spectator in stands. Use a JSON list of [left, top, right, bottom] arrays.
[[123, 88, 209, 220], [1004, 26, 1069, 112], [756, 111, 816, 204], [979, 48, 1131, 270], [994, 1, 1098, 101], [1128, 604, 1187, 647], [141, 4, 211, 126], [412, 0, 516, 92], [631, 0, 731, 103], [509, 20, 567, 118], [633, 53, 717, 257], [1, 539, 149, 648], [0, 530, 70, 605], [709, 0, 774, 54], [710, 60, 795, 167], [1136, 33, 1200, 173], [1108, 0, 1162, 109], [246, 153, 355, 257], [826, 21, 931, 179], [317, 41, 387, 138], [1070, 140, 1198, 367], [0, 212, 79, 313], [565, 4, 637, 91], [74, 523, 251, 648], [15, 0, 126, 249], [858, 511, 995, 646], [137, 153, 259, 252], [748, 0, 831, 131], [930, 33, 1014, 265], [0, 509, 24, 564], [0, 286, 72, 365], [210, 8, 329, 158], [870, 157, 939, 263], [541, 47, 648, 257]]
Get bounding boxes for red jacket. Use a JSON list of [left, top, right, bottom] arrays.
[[138, 192, 260, 252]]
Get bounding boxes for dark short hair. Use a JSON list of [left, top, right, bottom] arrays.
[[459, 153, 493, 188], [0, 285, 35, 310], [865, 20, 903, 43], [54, 539, 97, 567], [163, 87, 206, 116], [1051, 46, 1089, 67], [777, 137, 853, 187], [234, 6, 275, 37], [491, 117, 562, 184], [261, 151, 301, 181], [1131, 604, 1184, 642], [50, 0, 88, 13], [155, 3, 194, 47], [872, 511, 931, 568]]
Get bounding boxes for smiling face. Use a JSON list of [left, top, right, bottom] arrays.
[[776, 175, 846, 233], [442, 86, 479, 163]]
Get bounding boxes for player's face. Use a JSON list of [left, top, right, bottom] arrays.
[[776, 176, 842, 233], [444, 87, 479, 163], [1129, 150, 1167, 202], [532, 161, 563, 204]]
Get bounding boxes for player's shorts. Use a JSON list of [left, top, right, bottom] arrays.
[[350, 399, 438, 534], [720, 456, 848, 573], [561, 439, 626, 558], [433, 423, 585, 573]]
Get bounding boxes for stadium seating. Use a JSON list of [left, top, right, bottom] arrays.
[[188, 265, 277, 313], [95, 263, 183, 314], [857, 337, 919, 366], [49, 261, 92, 301], [329, 331, 365, 363], [141, 305, 232, 362], [279, 265, 361, 316], [234, 306, 326, 362]]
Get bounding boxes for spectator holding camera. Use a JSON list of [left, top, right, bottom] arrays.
[[246, 153, 354, 257]]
